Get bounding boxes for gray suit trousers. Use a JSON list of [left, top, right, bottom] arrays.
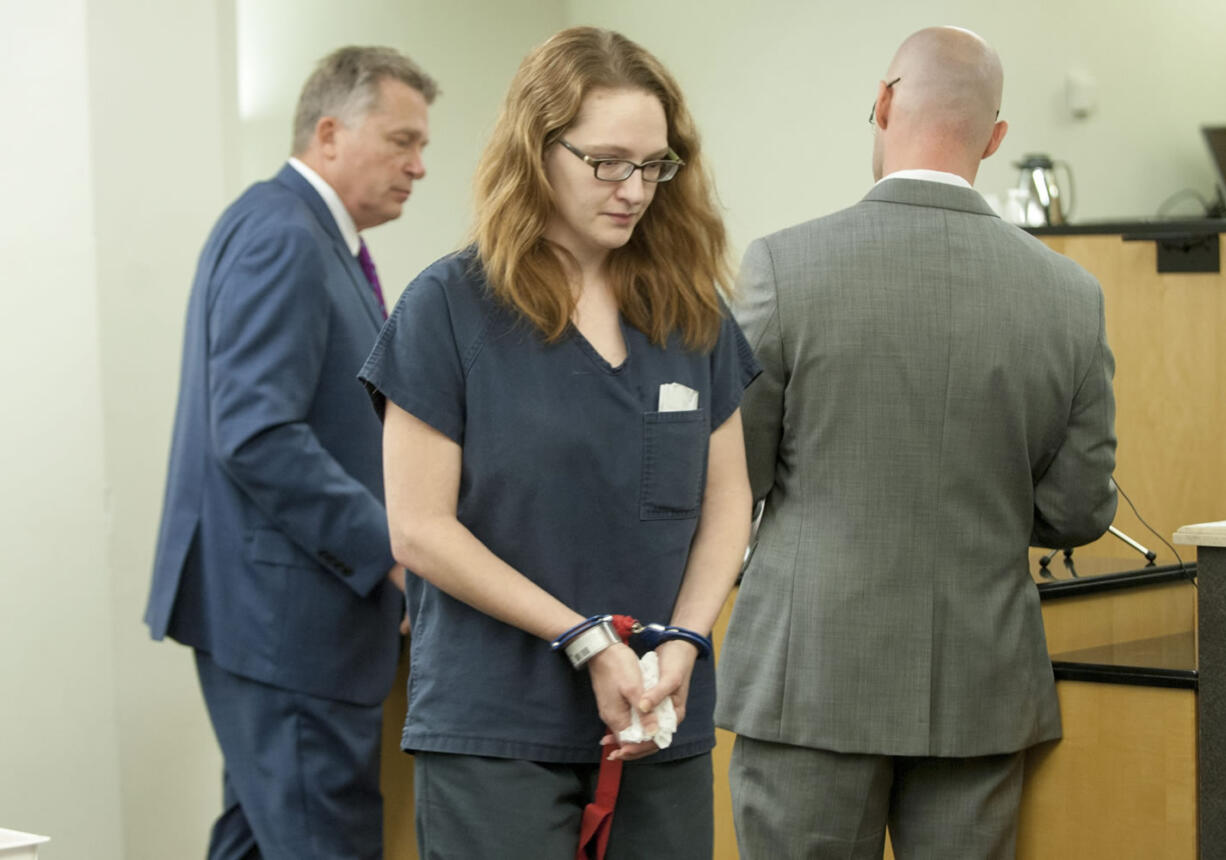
[[730, 736, 1024, 860]]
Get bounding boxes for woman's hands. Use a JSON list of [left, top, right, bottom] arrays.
[[646, 638, 700, 726], [587, 642, 650, 757], [588, 639, 701, 762]]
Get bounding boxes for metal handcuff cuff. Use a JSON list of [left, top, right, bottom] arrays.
[[550, 614, 714, 669]]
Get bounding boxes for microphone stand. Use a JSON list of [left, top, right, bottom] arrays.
[[1037, 525, 1157, 578], [1037, 547, 1060, 577], [1061, 547, 1078, 578], [1038, 547, 1077, 577], [1108, 525, 1157, 564]]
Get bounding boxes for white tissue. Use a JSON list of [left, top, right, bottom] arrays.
[[616, 652, 677, 749]]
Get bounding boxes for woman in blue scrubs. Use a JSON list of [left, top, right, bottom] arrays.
[[361, 26, 758, 859]]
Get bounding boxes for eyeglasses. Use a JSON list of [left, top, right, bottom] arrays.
[[868, 77, 901, 126], [557, 139, 685, 183]]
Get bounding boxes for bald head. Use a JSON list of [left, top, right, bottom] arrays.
[[872, 26, 1008, 183]]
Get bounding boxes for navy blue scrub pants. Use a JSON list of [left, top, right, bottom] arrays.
[[413, 750, 714, 859], [195, 650, 384, 860]]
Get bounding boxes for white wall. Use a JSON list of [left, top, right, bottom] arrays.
[[568, 0, 1226, 256], [234, 0, 567, 303], [1, 3, 1223, 859], [0, 2, 124, 858], [86, 2, 564, 859], [86, 0, 239, 856]]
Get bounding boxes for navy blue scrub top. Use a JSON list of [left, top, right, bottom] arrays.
[[360, 248, 760, 763]]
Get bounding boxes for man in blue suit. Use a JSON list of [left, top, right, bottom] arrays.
[[147, 46, 437, 859]]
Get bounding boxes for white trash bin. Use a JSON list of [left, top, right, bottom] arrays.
[[0, 829, 50, 859]]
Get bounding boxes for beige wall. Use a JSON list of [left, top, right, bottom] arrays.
[[0, 1, 1223, 858]]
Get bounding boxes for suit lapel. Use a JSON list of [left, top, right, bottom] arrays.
[[274, 164, 385, 329]]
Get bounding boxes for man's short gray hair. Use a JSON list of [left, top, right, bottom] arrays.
[[292, 46, 439, 155]]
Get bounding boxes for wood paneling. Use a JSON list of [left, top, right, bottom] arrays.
[[711, 592, 739, 860], [1039, 581, 1197, 655], [382, 637, 416, 859], [884, 683, 1197, 860], [1016, 682, 1197, 859], [1038, 235, 1225, 562]]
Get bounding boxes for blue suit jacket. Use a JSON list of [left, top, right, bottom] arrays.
[[147, 164, 401, 706]]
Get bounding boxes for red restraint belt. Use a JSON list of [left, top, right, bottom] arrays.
[[574, 614, 638, 860]]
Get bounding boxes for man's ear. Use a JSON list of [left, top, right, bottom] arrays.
[[982, 119, 1008, 160], [875, 81, 895, 130], [315, 116, 340, 157]]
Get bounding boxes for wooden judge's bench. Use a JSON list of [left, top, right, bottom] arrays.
[[378, 221, 1226, 859]]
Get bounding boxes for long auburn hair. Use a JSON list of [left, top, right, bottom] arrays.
[[473, 27, 730, 349]]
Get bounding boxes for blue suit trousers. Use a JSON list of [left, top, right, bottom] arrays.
[[195, 651, 385, 860]]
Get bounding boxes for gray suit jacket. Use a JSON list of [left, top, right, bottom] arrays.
[[715, 178, 1117, 757]]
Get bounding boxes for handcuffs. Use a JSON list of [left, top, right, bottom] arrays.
[[550, 614, 713, 669]]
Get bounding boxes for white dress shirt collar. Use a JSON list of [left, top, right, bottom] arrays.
[[288, 157, 361, 255], [876, 168, 974, 190]]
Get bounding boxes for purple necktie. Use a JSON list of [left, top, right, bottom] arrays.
[[356, 239, 388, 319]]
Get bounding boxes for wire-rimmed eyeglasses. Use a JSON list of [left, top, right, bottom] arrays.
[[869, 77, 901, 126], [557, 139, 685, 183]]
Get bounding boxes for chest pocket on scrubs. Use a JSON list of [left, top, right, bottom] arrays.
[[640, 409, 707, 520]]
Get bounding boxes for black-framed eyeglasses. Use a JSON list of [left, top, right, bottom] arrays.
[[869, 77, 901, 126], [557, 138, 685, 183]]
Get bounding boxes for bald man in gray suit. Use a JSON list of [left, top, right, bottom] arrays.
[[716, 27, 1117, 859]]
